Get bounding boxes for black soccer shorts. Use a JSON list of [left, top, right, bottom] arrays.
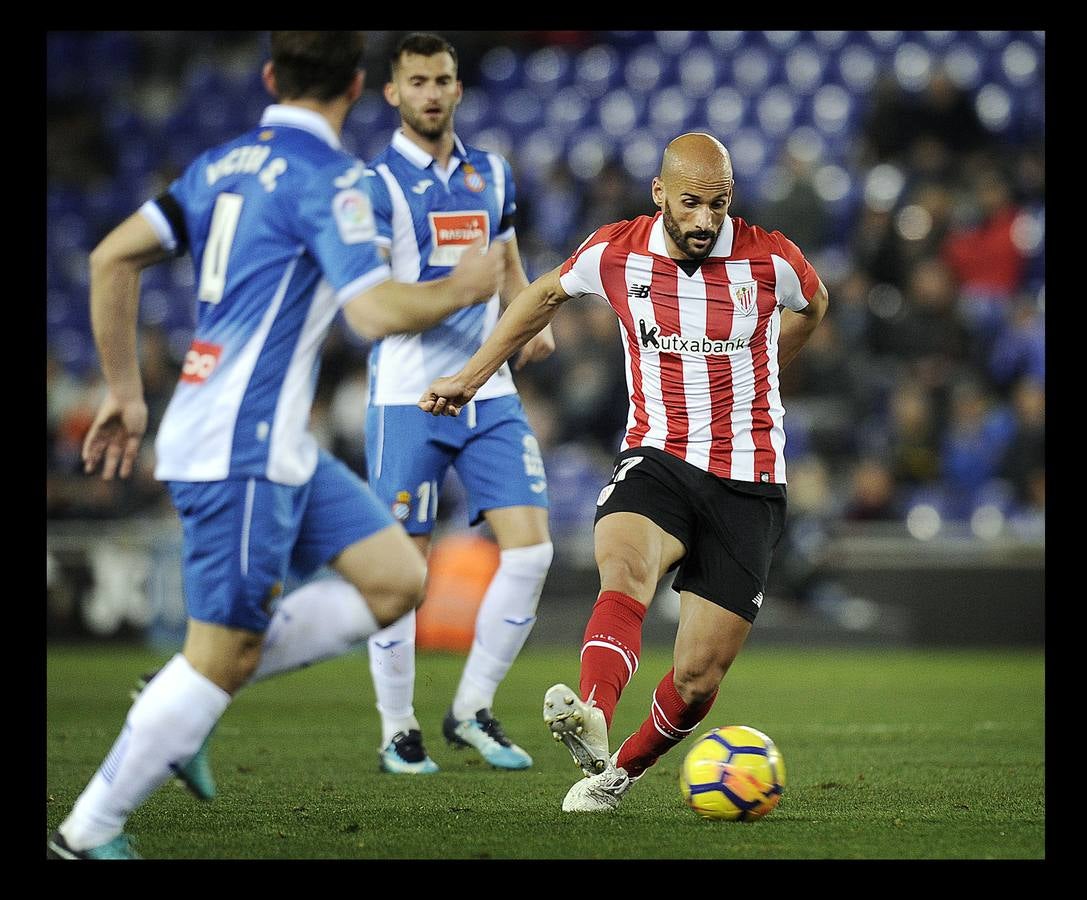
[[593, 446, 787, 623]]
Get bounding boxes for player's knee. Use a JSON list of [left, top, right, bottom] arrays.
[[366, 559, 426, 626], [597, 547, 656, 597], [499, 541, 554, 611], [673, 663, 726, 707]]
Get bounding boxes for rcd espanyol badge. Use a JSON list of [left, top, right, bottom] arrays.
[[392, 490, 411, 521], [462, 163, 485, 193]]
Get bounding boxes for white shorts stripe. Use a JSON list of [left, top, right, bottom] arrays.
[[240, 477, 256, 576]]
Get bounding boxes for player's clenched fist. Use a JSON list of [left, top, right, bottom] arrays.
[[418, 374, 476, 417], [449, 236, 505, 307]]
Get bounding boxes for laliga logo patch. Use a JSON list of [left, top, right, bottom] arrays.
[[729, 281, 759, 316], [462, 163, 485, 193], [392, 490, 411, 522], [332, 188, 376, 244]]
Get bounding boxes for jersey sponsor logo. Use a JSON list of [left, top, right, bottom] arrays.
[[628, 283, 651, 298], [427, 211, 490, 267], [332, 188, 377, 244], [639, 319, 660, 348], [411, 179, 434, 195], [462, 162, 486, 192], [729, 280, 759, 316], [205, 145, 272, 186], [637, 319, 749, 356], [180, 339, 223, 384]]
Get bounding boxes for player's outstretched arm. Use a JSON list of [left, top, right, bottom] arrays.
[[500, 235, 556, 370], [82, 212, 172, 480], [342, 236, 503, 340], [777, 278, 829, 371], [419, 265, 570, 416]]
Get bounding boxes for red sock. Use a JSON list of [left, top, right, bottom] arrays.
[[578, 591, 646, 728], [614, 668, 718, 777]]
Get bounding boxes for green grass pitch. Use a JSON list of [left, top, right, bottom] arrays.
[[46, 644, 1044, 860]]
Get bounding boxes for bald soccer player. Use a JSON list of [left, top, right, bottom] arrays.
[[417, 133, 829, 812]]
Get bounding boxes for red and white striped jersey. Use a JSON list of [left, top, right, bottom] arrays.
[[558, 212, 819, 484]]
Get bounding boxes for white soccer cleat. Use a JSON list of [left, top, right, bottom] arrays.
[[543, 683, 610, 775], [561, 764, 632, 812]]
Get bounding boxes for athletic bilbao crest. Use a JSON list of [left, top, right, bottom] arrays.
[[729, 281, 758, 316]]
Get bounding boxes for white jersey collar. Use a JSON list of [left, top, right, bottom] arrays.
[[648, 213, 735, 259], [260, 104, 341, 149], [391, 129, 470, 172]]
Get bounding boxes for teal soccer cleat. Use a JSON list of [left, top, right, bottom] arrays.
[[47, 830, 141, 859], [378, 729, 440, 774], [443, 708, 532, 770]]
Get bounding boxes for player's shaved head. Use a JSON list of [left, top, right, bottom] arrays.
[[660, 133, 733, 190], [652, 133, 734, 260]]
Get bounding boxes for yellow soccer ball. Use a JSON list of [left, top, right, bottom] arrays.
[[679, 725, 786, 821]]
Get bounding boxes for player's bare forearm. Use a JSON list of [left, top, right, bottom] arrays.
[[461, 266, 568, 392], [344, 236, 503, 340], [88, 213, 172, 398], [777, 279, 829, 371], [345, 277, 469, 339]]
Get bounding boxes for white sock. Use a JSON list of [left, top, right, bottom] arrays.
[[367, 610, 419, 744], [452, 542, 553, 721], [251, 578, 380, 682], [59, 654, 229, 850]]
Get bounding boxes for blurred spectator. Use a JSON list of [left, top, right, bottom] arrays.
[[860, 68, 989, 174], [527, 162, 584, 254], [998, 377, 1045, 506], [574, 162, 651, 240], [988, 295, 1045, 390], [942, 165, 1028, 337], [939, 378, 1016, 520], [885, 381, 941, 488], [868, 256, 971, 385], [47, 97, 116, 190], [843, 457, 900, 521], [755, 144, 830, 253]]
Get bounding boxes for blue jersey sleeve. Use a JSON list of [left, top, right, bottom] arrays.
[[362, 167, 394, 247], [297, 158, 390, 303]]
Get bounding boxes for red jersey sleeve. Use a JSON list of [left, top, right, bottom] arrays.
[[769, 231, 820, 308]]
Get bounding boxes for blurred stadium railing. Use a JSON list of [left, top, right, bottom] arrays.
[[47, 31, 1044, 648]]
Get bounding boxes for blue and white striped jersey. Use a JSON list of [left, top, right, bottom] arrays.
[[141, 105, 390, 486], [365, 130, 518, 405]]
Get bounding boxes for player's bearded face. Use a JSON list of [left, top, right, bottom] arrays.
[[401, 93, 455, 140], [395, 52, 460, 141], [662, 199, 720, 260]]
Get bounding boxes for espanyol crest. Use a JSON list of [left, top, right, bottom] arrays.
[[729, 281, 758, 316]]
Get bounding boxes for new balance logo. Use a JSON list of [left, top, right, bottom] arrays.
[[411, 179, 434, 194], [752, 592, 763, 609], [628, 283, 650, 298]]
